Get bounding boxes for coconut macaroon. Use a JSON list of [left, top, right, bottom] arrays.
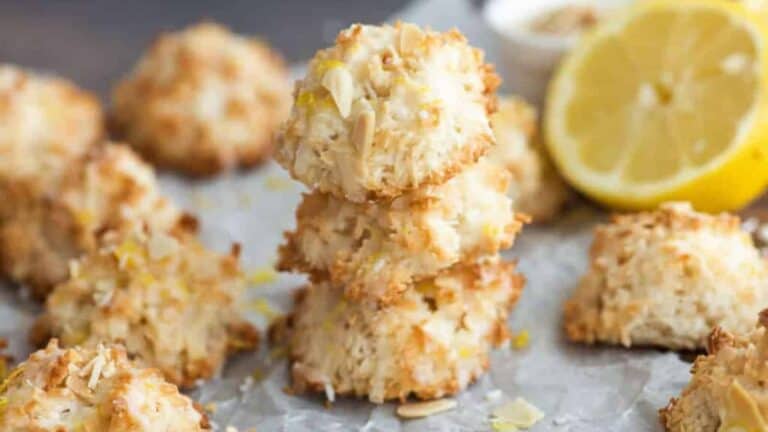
[[111, 22, 291, 176], [0, 340, 209, 431], [563, 202, 768, 350], [660, 311, 768, 431], [275, 22, 500, 202], [272, 258, 524, 403], [278, 157, 526, 303], [490, 96, 569, 222], [33, 228, 259, 388], [0, 144, 186, 298], [0, 64, 103, 211]]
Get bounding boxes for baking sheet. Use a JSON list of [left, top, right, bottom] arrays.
[[0, 1, 697, 430]]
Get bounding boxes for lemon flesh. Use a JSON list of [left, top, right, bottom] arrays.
[[546, 0, 768, 211]]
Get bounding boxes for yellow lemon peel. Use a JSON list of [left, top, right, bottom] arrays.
[[248, 267, 277, 285], [511, 330, 530, 350]]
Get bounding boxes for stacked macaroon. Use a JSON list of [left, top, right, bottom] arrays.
[[272, 22, 527, 403]]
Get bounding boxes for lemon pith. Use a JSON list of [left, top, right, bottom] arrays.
[[546, 0, 768, 211]]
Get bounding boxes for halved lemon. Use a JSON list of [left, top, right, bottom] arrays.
[[546, 0, 768, 211]]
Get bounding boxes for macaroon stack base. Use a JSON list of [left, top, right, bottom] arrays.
[[274, 22, 525, 403]]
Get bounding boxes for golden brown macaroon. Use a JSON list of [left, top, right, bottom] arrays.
[[0, 64, 103, 219], [32, 228, 259, 388], [490, 96, 570, 223], [660, 310, 768, 431], [563, 202, 768, 350], [0, 340, 209, 431], [111, 22, 291, 176], [278, 156, 526, 303], [275, 22, 500, 202], [0, 144, 188, 298], [271, 257, 524, 403]]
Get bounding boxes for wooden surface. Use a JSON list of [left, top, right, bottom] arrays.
[[0, 0, 409, 97]]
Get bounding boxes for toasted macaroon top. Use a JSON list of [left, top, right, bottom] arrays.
[[0, 64, 102, 184], [0, 341, 208, 431], [276, 22, 500, 202], [37, 228, 258, 387], [661, 311, 768, 431], [111, 22, 291, 175]]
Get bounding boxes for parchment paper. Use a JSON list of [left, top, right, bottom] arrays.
[[0, 1, 695, 430]]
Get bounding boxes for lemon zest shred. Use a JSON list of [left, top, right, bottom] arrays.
[[250, 298, 279, 320], [296, 91, 316, 108], [113, 239, 144, 270], [458, 346, 476, 359], [75, 209, 95, 226], [315, 59, 346, 74], [512, 330, 530, 350], [229, 338, 255, 350], [138, 272, 156, 286], [0, 366, 24, 394], [248, 267, 277, 285], [483, 223, 501, 238]]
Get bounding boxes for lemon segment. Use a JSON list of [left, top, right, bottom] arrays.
[[546, 0, 768, 211]]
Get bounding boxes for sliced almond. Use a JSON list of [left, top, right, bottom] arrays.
[[399, 23, 425, 54], [397, 398, 457, 419], [492, 397, 545, 428], [351, 110, 375, 153], [147, 232, 179, 261], [721, 381, 768, 431], [321, 66, 354, 118]]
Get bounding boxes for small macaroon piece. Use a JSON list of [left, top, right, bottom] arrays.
[[278, 156, 526, 303], [0, 64, 103, 202], [490, 96, 570, 222], [0, 340, 210, 431], [32, 228, 258, 388], [271, 258, 524, 403], [275, 22, 500, 202], [111, 22, 291, 176], [0, 144, 187, 299], [563, 202, 768, 350], [660, 311, 768, 431]]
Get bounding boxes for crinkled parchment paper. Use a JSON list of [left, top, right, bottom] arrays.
[[0, 1, 694, 430]]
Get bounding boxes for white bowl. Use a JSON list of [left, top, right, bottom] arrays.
[[483, 0, 632, 106]]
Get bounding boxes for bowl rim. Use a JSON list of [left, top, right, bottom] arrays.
[[482, 0, 629, 52]]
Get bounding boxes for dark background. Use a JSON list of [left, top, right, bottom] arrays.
[[0, 0, 410, 96]]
